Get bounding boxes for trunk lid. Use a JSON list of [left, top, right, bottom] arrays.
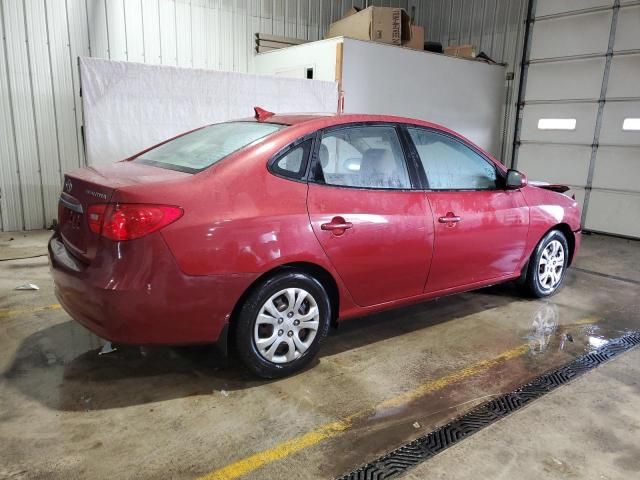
[[58, 162, 189, 262]]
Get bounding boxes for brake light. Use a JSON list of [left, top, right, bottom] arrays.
[[87, 203, 183, 241]]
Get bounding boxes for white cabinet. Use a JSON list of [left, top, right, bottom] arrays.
[[253, 37, 506, 158]]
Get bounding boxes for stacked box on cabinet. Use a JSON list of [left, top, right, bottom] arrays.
[[325, 6, 411, 46]]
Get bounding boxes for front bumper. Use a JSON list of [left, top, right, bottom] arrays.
[[571, 229, 582, 265], [49, 232, 256, 346]]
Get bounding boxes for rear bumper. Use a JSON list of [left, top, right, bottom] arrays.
[[49, 232, 257, 346]]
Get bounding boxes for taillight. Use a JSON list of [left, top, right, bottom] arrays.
[[87, 203, 183, 241]]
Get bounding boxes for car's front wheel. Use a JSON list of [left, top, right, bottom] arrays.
[[235, 271, 331, 378], [522, 229, 570, 298]]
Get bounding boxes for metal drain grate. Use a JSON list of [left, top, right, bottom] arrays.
[[337, 331, 640, 480]]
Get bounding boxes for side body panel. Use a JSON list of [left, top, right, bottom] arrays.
[[519, 185, 583, 265], [307, 184, 434, 306], [425, 190, 530, 292]]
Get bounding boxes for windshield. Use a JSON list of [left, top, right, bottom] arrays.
[[133, 122, 285, 172]]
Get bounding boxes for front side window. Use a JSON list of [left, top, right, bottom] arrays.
[[407, 128, 499, 190], [314, 126, 411, 189], [134, 122, 285, 173]]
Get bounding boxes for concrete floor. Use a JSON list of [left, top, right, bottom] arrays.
[[406, 347, 640, 480], [1, 231, 639, 479]]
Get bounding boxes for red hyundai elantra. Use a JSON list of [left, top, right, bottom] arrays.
[[50, 110, 581, 378]]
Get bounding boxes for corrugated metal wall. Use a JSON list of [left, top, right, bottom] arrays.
[[0, 0, 527, 231]]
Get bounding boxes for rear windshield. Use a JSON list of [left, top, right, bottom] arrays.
[[133, 121, 285, 173]]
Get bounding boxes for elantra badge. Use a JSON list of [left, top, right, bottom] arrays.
[[86, 189, 108, 200]]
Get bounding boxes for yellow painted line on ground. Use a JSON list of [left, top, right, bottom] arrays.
[[0, 303, 61, 319], [198, 343, 530, 480], [377, 343, 529, 411], [572, 316, 599, 326]]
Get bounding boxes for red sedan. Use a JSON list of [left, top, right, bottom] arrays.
[[50, 110, 582, 378]]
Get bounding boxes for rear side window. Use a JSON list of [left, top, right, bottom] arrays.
[[407, 128, 498, 190], [270, 138, 313, 180], [313, 126, 411, 189], [134, 122, 285, 173]]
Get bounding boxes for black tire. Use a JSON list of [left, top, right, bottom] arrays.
[[234, 271, 331, 379], [521, 229, 570, 298]]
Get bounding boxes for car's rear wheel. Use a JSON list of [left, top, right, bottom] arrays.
[[235, 271, 331, 378], [522, 229, 569, 298]]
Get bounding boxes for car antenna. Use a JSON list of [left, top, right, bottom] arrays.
[[254, 106, 275, 121]]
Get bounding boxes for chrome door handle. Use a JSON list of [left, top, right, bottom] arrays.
[[321, 217, 353, 236], [438, 215, 461, 223], [321, 222, 353, 230]]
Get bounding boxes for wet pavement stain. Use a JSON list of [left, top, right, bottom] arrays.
[[335, 331, 640, 480], [320, 317, 616, 478]]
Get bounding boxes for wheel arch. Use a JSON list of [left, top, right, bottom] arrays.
[[528, 223, 576, 266], [552, 223, 576, 266], [519, 222, 576, 283], [226, 261, 340, 354]]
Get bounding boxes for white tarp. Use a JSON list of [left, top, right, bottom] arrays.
[[80, 58, 338, 165]]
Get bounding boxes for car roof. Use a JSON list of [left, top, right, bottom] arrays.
[[259, 113, 336, 125], [242, 112, 454, 133]]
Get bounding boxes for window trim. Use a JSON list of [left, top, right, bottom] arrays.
[[307, 122, 421, 192], [400, 124, 506, 192], [267, 134, 315, 183]]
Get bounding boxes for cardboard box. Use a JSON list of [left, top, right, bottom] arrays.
[[325, 6, 411, 45], [342, 7, 359, 18], [404, 25, 424, 50], [444, 44, 476, 59]]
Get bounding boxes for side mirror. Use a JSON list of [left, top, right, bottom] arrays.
[[506, 169, 527, 189]]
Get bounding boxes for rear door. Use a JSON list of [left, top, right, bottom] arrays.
[[403, 126, 529, 293], [306, 124, 434, 307]]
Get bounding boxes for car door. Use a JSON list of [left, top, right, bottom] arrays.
[[403, 126, 529, 293], [306, 123, 435, 307]]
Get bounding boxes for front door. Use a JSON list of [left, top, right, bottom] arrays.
[[404, 126, 529, 293], [307, 124, 434, 307]]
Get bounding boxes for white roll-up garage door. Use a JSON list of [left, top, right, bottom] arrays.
[[515, 0, 640, 238]]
